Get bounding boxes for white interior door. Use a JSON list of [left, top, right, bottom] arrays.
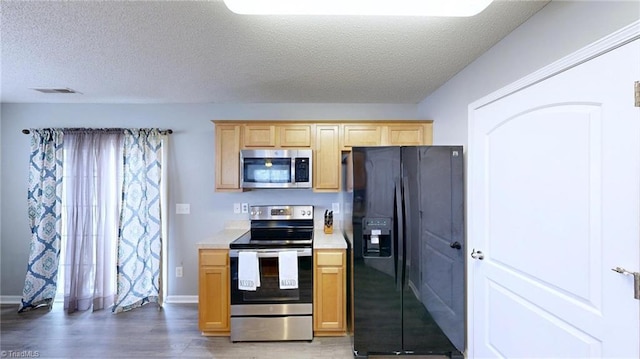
[[468, 37, 640, 358]]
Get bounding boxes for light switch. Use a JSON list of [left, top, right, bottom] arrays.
[[176, 203, 190, 214], [233, 203, 241, 214]]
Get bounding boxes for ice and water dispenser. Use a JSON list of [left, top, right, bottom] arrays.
[[362, 217, 392, 257]]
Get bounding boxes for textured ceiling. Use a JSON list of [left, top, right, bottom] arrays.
[[1, 0, 549, 104]]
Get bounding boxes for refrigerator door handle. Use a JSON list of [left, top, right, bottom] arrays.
[[394, 178, 404, 291], [401, 176, 411, 287]]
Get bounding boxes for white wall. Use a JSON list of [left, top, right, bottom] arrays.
[[0, 103, 418, 299], [419, 0, 640, 145]]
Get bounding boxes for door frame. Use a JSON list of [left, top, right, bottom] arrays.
[[466, 20, 640, 357]]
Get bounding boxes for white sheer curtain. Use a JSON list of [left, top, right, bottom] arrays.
[[62, 131, 123, 313]]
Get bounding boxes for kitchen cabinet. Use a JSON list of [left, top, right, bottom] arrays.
[[198, 249, 230, 336], [342, 123, 433, 149], [215, 124, 241, 191], [279, 124, 313, 147], [243, 124, 276, 147], [314, 125, 340, 191], [314, 249, 347, 336], [342, 124, 383, 148], [242, 124, 312, 148], [386, 123, 432, 146], [213, 120, 432, 192]]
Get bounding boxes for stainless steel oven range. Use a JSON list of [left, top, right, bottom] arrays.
[[229, 205, 314, 342]]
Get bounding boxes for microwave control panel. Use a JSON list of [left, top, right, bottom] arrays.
[[294, 158, 310, 182]]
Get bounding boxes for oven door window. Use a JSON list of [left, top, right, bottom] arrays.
[[231, 254, 313, 304], [243, 158, 291, 184], [245, 257, 298, 301]]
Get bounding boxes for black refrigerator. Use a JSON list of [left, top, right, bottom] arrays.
[[351, 146, 464, 358]]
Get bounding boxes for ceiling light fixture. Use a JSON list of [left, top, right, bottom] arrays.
[[223, 0, 493, 17]]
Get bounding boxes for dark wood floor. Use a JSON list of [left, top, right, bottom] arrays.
[[1, 303, 354, 358], [1, 303, 448, 358]]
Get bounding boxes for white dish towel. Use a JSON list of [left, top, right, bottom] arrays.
[[278, 251, 299, 289], [238, 251, 260, 291]]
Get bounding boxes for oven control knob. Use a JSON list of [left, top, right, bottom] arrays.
[[306, 210, 311, 216]]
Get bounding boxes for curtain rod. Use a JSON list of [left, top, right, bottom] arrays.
[[22, 128, 173, 135]]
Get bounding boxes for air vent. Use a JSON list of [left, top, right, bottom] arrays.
[[32, 88, 79, 94]]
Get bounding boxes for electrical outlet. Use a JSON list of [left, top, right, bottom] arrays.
[[233, 203, 241, 214], [176, 203, 190, 214], [332, 202, 340, 214], [175, 266, 183, 278], [241, 203, 249, 213]]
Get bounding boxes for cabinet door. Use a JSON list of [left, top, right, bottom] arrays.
[[342, 124, 382, 149], [279, 125, 312, 147], [243, 125, 276, 147], [314, 125, 340, 191], [314, 250, 346, 335], [215, 124, 241, 191], [199, 250, 230, 335], [385, 124, 426, 145]]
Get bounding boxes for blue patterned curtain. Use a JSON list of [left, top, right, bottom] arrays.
[[19, 129, 64, 312], [113, 129, 163, 313]]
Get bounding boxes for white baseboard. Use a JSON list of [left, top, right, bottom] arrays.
[[0, 295, 22, 304], [2, 295, 198, 305], [164, 295, 198, 304]]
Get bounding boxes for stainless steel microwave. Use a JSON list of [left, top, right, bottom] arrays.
[[239, 149, 313, 189]]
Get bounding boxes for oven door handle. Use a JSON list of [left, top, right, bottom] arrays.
[[229, 248, 313, 258]]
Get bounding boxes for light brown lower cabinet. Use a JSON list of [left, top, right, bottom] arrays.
[[198, 249, 230, 336], [313, 249, 347, 336]]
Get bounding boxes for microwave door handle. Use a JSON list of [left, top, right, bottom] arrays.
[[291, 158, 296, 184]]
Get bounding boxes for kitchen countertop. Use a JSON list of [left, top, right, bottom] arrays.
[[197, 224, 347, 250], [197, 228, 249, 249], [313, 229, 347, 249]]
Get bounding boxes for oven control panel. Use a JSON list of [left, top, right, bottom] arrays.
[[250, 205, 314, 220]]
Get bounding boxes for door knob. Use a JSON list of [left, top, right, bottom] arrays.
[[612, 267, 640, 300], [450, 241, 462, 250], [470, 249, 484, 260]]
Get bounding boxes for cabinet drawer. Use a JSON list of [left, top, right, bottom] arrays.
[[316, 251, 344, 266], [200, 250, 229, 266]]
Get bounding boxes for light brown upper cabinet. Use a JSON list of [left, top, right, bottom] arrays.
[[242, 124, 312, 148], [213, 120, 432, 192], [279, 125, 313, 147], [342, 124, 383, 149], [314, 125, 340, 192], [386, 124, 432, 146], [243, 124, 276, 147], [215, 124, 241, 191]]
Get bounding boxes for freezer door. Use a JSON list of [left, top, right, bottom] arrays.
[[352, 146, 402, 356]]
